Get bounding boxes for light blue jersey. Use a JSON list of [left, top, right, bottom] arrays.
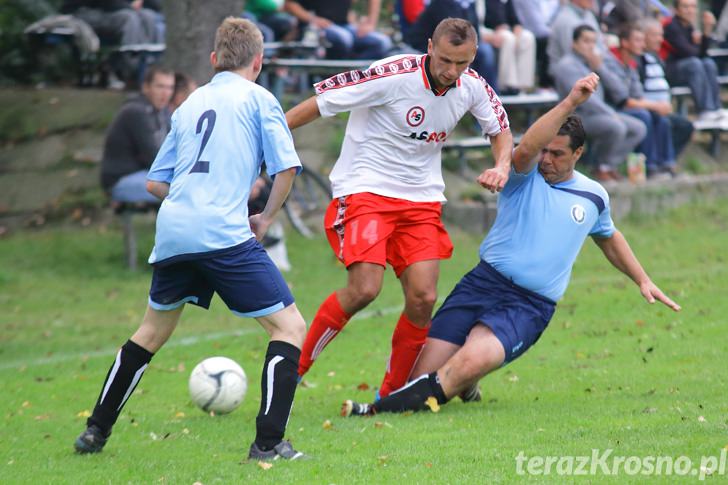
[[147, 71, 301, 264], [479, 166, 616, 302]]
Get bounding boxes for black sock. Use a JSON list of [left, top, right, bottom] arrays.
[[255, 341, 301, 451], [87, 339, 154, 435], [374, 372, 449, 413]]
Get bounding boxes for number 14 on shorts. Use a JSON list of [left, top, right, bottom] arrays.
[[350, 219, 379, 245]]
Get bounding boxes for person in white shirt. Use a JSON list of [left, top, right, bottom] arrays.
[[286, 18, 513, 400]]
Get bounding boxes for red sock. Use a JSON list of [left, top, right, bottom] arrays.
[[378, 313, 430, 398], [298, 292, 351, 377]]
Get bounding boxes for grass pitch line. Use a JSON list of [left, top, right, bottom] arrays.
[[4, 263, 723, 371], [0, 305, 409, 371]]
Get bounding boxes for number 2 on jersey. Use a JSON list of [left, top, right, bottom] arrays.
[[350, 219, 379, 246], [189, 109, 216, 174]]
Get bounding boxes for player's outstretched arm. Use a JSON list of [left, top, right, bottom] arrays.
[[477, 128, 513, 193], [512, 73, 600, 173], [249, 167, 298, 240], [593, 231, 681, 312], [286, 96, 321, 130]]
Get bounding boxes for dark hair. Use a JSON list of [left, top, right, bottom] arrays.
[[618, 22, 642, 41], [572, 24, 597, 42], [143, 64, 174, 85], [557, 115, 586, 151], [432, 18, 477, 47]]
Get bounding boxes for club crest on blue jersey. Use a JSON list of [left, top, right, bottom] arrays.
[[570, 204, 586, 224]]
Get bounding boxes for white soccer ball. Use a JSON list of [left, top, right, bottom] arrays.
[[188, 356, 247, 414]]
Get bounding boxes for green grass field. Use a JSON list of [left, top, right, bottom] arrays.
[[1, 200, 727, 484]]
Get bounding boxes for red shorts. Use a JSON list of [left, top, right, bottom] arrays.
[[324, 192, 453, 277]]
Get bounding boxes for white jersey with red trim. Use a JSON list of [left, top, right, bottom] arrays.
[[314, 54, 509, 202]]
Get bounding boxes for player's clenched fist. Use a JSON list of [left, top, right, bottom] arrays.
[[477, 165, 510, 193]]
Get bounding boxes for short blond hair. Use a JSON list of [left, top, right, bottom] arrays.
[[214, 17, 263, 72]]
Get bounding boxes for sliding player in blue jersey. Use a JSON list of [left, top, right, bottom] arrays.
[[74, 18, 307, 461], [342, 73, 681, 417]]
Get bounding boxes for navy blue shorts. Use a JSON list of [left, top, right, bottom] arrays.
[[428, 261, 556, 363], [148, 238, 294, 318]]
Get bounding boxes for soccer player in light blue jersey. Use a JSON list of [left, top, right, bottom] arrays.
[[75, 18, 307, 461], [342, 73, 682, 416]]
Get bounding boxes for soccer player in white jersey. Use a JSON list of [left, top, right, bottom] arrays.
[[286, 18, 514, 399], [74, 18, 307, 461], [342, 73, 682, 416]]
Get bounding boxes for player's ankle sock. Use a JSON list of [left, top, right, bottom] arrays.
[[255, 341, 301, 451], [298, 292, 351, 376], [377, 314, 429, 398], [373, 372, 448, 413], [87, 339, 154, 435]]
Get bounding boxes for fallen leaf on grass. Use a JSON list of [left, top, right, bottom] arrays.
[[357, 382, 370, 391], [175, 412, 185, 418], [424, 462, 433, 468], [378, 455, 389, 465], [182, 428, 190, 434], [77, 410, 91, 418], [322, 419, 333, 430], [698, 416, 706, 422], [425, 397, 440, 413], [508, 375, 519, 383], [327, 371, 336, 377], [34, 414, 50, 421], [21, 401, 31, 408], [257, 461, 273, 470]]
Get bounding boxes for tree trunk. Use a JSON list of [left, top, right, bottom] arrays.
[[162, 0, 246, 85]]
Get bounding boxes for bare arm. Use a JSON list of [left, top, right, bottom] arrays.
[[593, 230, 681, 311], [284, 0, 313, 22], [476, 128, 513, 193], [249, 167, 298, 240], [286, 96, 321, 130], [146, 180, 169, 199], [366, 0, 382, 26], [513, 73, 600, 173]]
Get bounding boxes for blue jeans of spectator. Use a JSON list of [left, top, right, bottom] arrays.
[[472, 42, 498, 93], [111, 170, 160, 203], [669, 114, 694, 157], [623, 108, 675, 171], [666, 56, 721, 113], [323, 24, 392, 59]]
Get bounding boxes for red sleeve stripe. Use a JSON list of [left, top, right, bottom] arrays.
[[466, 68, 509, 132], [314, 56, 422, 94]]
